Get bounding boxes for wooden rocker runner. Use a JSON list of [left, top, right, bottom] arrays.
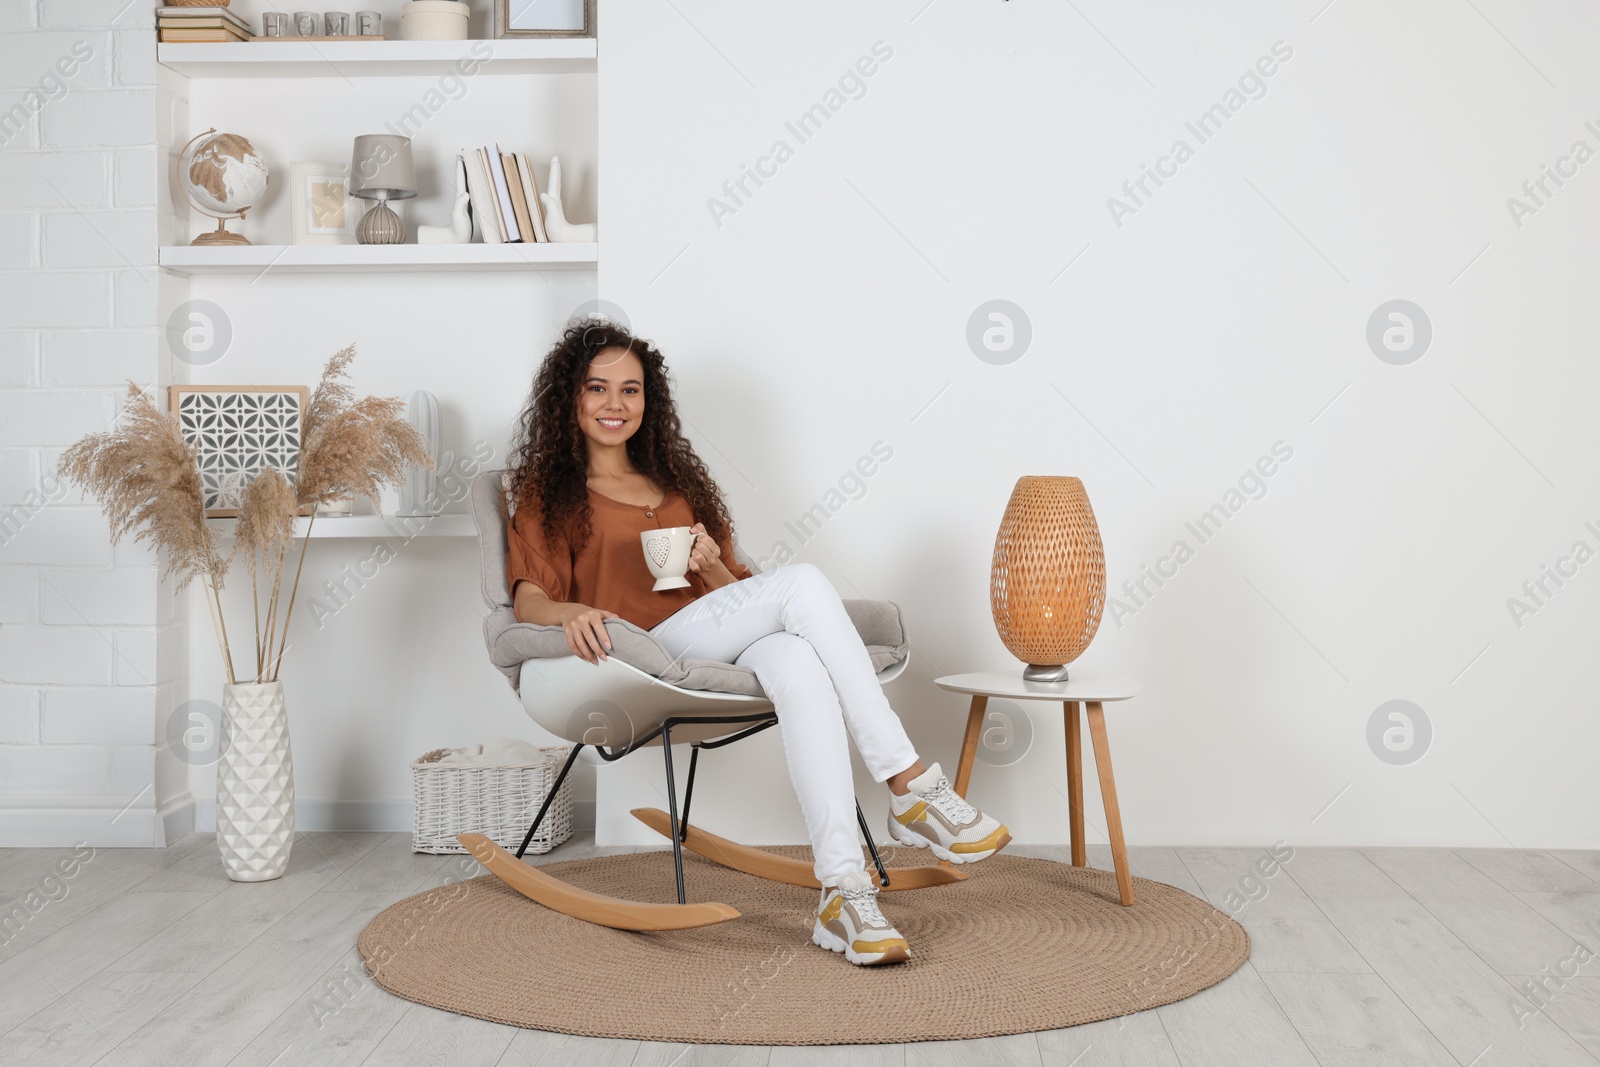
[[462, 470, 962, 932]]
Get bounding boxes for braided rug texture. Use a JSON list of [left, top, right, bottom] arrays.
[[357, 846, 1250, 1045]]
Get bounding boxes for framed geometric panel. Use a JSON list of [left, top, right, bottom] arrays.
[[169, 384, 314, 517]]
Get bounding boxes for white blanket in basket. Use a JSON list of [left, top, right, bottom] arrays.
[[435, 738, 552, 765]]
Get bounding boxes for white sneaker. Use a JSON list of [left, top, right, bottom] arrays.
[[886, 761, 1012, 864], [811, 868, 911, 966]]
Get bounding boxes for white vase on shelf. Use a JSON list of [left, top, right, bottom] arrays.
[[216, 679, 296, 882], [398, 389, 441, 516]]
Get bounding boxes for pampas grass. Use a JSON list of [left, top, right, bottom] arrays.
[[58, 381, 242, 683], [57, 345, 435, 686], [233, 465, 296, 682], [261, 344, 435, 682]]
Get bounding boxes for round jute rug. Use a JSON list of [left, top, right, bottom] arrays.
[[356, 846, 1250, 1045]]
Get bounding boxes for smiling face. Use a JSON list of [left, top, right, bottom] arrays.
[[578, 345, 645, 449]]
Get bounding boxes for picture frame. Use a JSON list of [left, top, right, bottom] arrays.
[[495, 0, 592, 38], [290, 160, 359, 244], [168, 384, 315, 518]]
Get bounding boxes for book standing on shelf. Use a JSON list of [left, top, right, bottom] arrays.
[[477, 147, 511, 241], [514, 152, 550, 242], [455, 147, 560, 244], [502, 152, 535, 245], [485, 144, 523, 243], [459, 149, 500, 243]]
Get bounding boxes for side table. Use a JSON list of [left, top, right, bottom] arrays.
[[933, 671, 1143, 905]]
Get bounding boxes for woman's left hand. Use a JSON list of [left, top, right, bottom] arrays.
[[687, 522, 722, 574]]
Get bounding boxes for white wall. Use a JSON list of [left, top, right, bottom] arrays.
[[7, 0, 1597, 852], [592, 0, 1600, 850]]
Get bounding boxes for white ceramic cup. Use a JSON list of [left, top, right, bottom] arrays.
[[640, 526, 694, 591]]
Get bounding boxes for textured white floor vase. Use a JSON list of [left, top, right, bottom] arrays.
[[217, 679, 296, 881]]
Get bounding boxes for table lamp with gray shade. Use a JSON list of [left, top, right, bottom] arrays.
[[350, 134, 416, 244]]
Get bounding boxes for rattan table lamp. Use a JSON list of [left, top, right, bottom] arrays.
[[990, 475, 1107, 681]]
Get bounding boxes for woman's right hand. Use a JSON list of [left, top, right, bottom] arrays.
[[558, 603, 618, 664]]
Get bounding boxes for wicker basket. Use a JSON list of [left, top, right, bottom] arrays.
[[411, 744, 574, 854]]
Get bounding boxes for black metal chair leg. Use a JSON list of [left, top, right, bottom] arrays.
[[516, 743, 585, 860], [662, 722, 687, 904], [678, 745, 701, 842], [857, 799, 890, 886]]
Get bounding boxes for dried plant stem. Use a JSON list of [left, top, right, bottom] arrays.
[[210, 573, 240, 686], [200, 583, 232, 684], [260, 537, 290, 684], [190, 499, 238, 686], [251, 567, 263, 681], [198, 560, 236, 686], [268, 510, 317, 682]]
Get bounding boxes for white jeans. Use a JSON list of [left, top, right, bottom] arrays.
[[648, 561, 921, 887]]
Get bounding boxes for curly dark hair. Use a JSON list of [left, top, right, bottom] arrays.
[[504, 318, 741, 563]]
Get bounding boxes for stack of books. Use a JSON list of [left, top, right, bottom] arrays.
[[460, 144, 551, 244], [156, 5, 255, 43]]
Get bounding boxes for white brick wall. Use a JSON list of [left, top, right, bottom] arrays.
[[41, 685, 155, 744], [0, 448, 38, 506], [42, 330, 157, 386], [0, 0, 167, 845], [40, 566, 157, 625], [0, 212, 36, 268], [0, 686, 37, 743], [0, 331, 36, 388]]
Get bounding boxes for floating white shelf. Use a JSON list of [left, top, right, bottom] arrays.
[[207, 514, 476, 539], [157, 38, 597, 78], [159, 242, 597, 275]]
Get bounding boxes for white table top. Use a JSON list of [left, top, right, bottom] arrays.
[[933, 670, 1141, 702]]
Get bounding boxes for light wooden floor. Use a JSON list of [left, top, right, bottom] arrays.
[[1, 832, 1597, 1066]]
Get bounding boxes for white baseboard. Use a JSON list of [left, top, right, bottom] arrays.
[[160, 792, 195, 845], [572, 798, 594, 831], [192, 798, 414, 833], [0, 793, 177, 847], [1, 795, 595, 845], [192, 797, 597, 833]]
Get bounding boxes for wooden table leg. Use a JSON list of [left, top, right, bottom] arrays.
[[952, 694, 987, 798], [941, 695, 988, 869], [1085, 700, 1135, 906], [1064, 700, 1084, 867]]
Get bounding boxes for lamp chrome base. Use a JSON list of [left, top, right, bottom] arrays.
[[1022, 663, 1071, 683]]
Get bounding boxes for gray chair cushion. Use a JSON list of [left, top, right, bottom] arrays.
[[471, 469, 909, 696]]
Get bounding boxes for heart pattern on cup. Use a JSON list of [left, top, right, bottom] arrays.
[[645, 534, 671, 568]]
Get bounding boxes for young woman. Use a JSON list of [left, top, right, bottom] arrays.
[[503, 320, 1011, 966]]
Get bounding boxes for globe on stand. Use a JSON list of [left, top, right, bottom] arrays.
[[179, 128, 269, 246]]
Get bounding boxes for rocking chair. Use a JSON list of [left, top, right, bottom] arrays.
[[462, 469, 966, 931]]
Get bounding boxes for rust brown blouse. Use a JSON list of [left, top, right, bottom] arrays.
[[507, 486, 754, 631]]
